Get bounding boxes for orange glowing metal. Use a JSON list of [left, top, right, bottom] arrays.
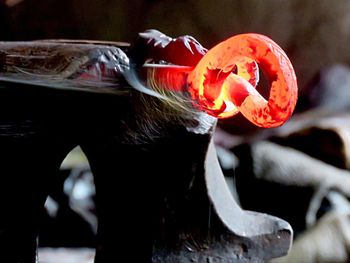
[[186, 33, 298, 128], [146, 33, 297, 128]]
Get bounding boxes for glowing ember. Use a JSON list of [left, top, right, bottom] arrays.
[[188, 33, 298, 128]]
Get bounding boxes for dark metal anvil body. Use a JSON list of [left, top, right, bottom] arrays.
[[0, 41, 292, 263]]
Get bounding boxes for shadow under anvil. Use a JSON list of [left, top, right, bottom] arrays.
[[0, 81, 292, 263]]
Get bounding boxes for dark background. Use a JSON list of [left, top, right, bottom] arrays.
[[2, 0, 350, 94]]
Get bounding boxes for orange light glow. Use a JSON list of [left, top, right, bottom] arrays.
[[149, 33, 298, 128], [188, 33, 297, 128]]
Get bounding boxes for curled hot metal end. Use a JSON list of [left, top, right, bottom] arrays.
[[188, 33, 298, 128]]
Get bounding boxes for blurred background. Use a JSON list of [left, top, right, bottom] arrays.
[[3, 0, 350, 95], [3, 0, 350, 262]]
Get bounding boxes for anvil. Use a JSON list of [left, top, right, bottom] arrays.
[[0, 32, 293, 262]]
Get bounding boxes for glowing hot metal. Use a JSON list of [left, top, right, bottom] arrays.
[[149, 33, 298, 128]]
